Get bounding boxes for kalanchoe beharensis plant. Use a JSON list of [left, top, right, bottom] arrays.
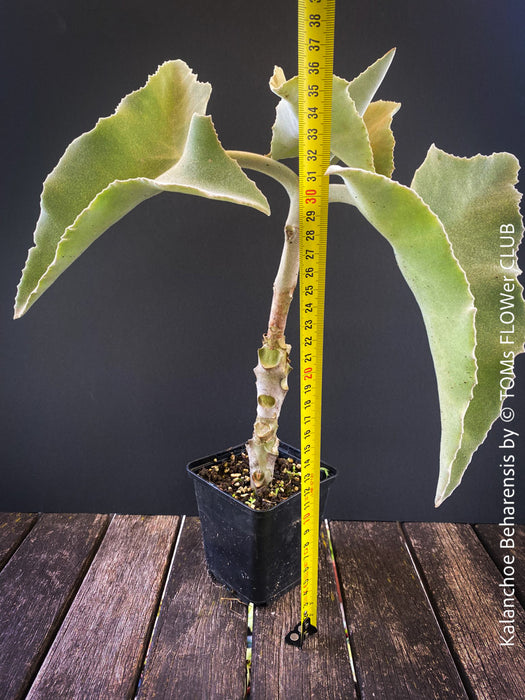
[[14, 50, 524, 506]]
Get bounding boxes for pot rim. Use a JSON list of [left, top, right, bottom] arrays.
[[186, 441, 337, 514]]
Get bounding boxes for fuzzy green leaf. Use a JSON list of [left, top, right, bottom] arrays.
[[330, 78, 375, 170], [346, 48, 396, 116], [363, 100, 400, 178], [412, 146, 524, 505], [328, 165, 478, 503], [269, 71, 373, 169], [269, 49, 395, 166], [15, 62, 269, 318], [268, 67, 298, 160]]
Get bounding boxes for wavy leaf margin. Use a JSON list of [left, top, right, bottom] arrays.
[[328, 164, 478, 504], [412, 146, 524, 504], [15, 62, 269, 318]]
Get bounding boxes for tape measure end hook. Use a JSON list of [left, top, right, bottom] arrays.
[[284, 618, 318, 648]]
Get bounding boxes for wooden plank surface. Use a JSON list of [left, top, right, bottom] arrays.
[[0, 513, 108, 700], [330, 521, 467, 699], [27, 514, 179, 700], [2, 515, 523, 700], [137, 516, 248, 700], [405, 522, 525, 700], [250, 522, 355, 700], [0, 512, 38, 570], [475, 524, 525, 605]]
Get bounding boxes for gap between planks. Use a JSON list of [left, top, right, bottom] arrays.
[[0, 513, 111, 699], [249, 521, 355, 700], [4, 515, 523, 699], [0, 513, 39, 571], [134, 514, 189, 697], [473, 523, 525, 607], [137, 518, 355, 700], [403, 522, 525, 700], [26, 514, 180, 699], [330, 521, 468, 699], [136, 516, 249, 700]]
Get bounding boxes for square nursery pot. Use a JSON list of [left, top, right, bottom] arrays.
[[187, 441, 337, 605]]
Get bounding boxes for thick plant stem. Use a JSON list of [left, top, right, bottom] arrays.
[[229, 151, 300, 490], [246, 219, 299, 488]]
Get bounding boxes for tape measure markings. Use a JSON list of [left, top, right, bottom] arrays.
[[287, 0, 335, 647]]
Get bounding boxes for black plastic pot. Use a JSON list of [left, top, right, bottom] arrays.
[[187, 441, 337, 605]]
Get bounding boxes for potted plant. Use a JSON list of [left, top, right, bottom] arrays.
[[13, 49, 524, 602]]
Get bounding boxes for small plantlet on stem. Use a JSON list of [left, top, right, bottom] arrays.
[[13, 50, 524, 506]]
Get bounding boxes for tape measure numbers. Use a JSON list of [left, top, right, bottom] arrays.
[[286, 0, 335, 648]]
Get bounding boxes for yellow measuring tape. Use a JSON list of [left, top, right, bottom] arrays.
[[286, 0, 335, 648]]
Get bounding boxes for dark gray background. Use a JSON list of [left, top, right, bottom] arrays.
[[1, 0, 523, 521]]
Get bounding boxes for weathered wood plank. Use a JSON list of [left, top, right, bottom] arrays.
[[137, 516, 247, 700], [405, 522, 525, 700], [331, 521, 467, 699], [250, 521, 355, 700], [475, 524, 525, 605], [0, 512, 38, 570], [26, 514, 178, 700], [0, 513, 108, 700]]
